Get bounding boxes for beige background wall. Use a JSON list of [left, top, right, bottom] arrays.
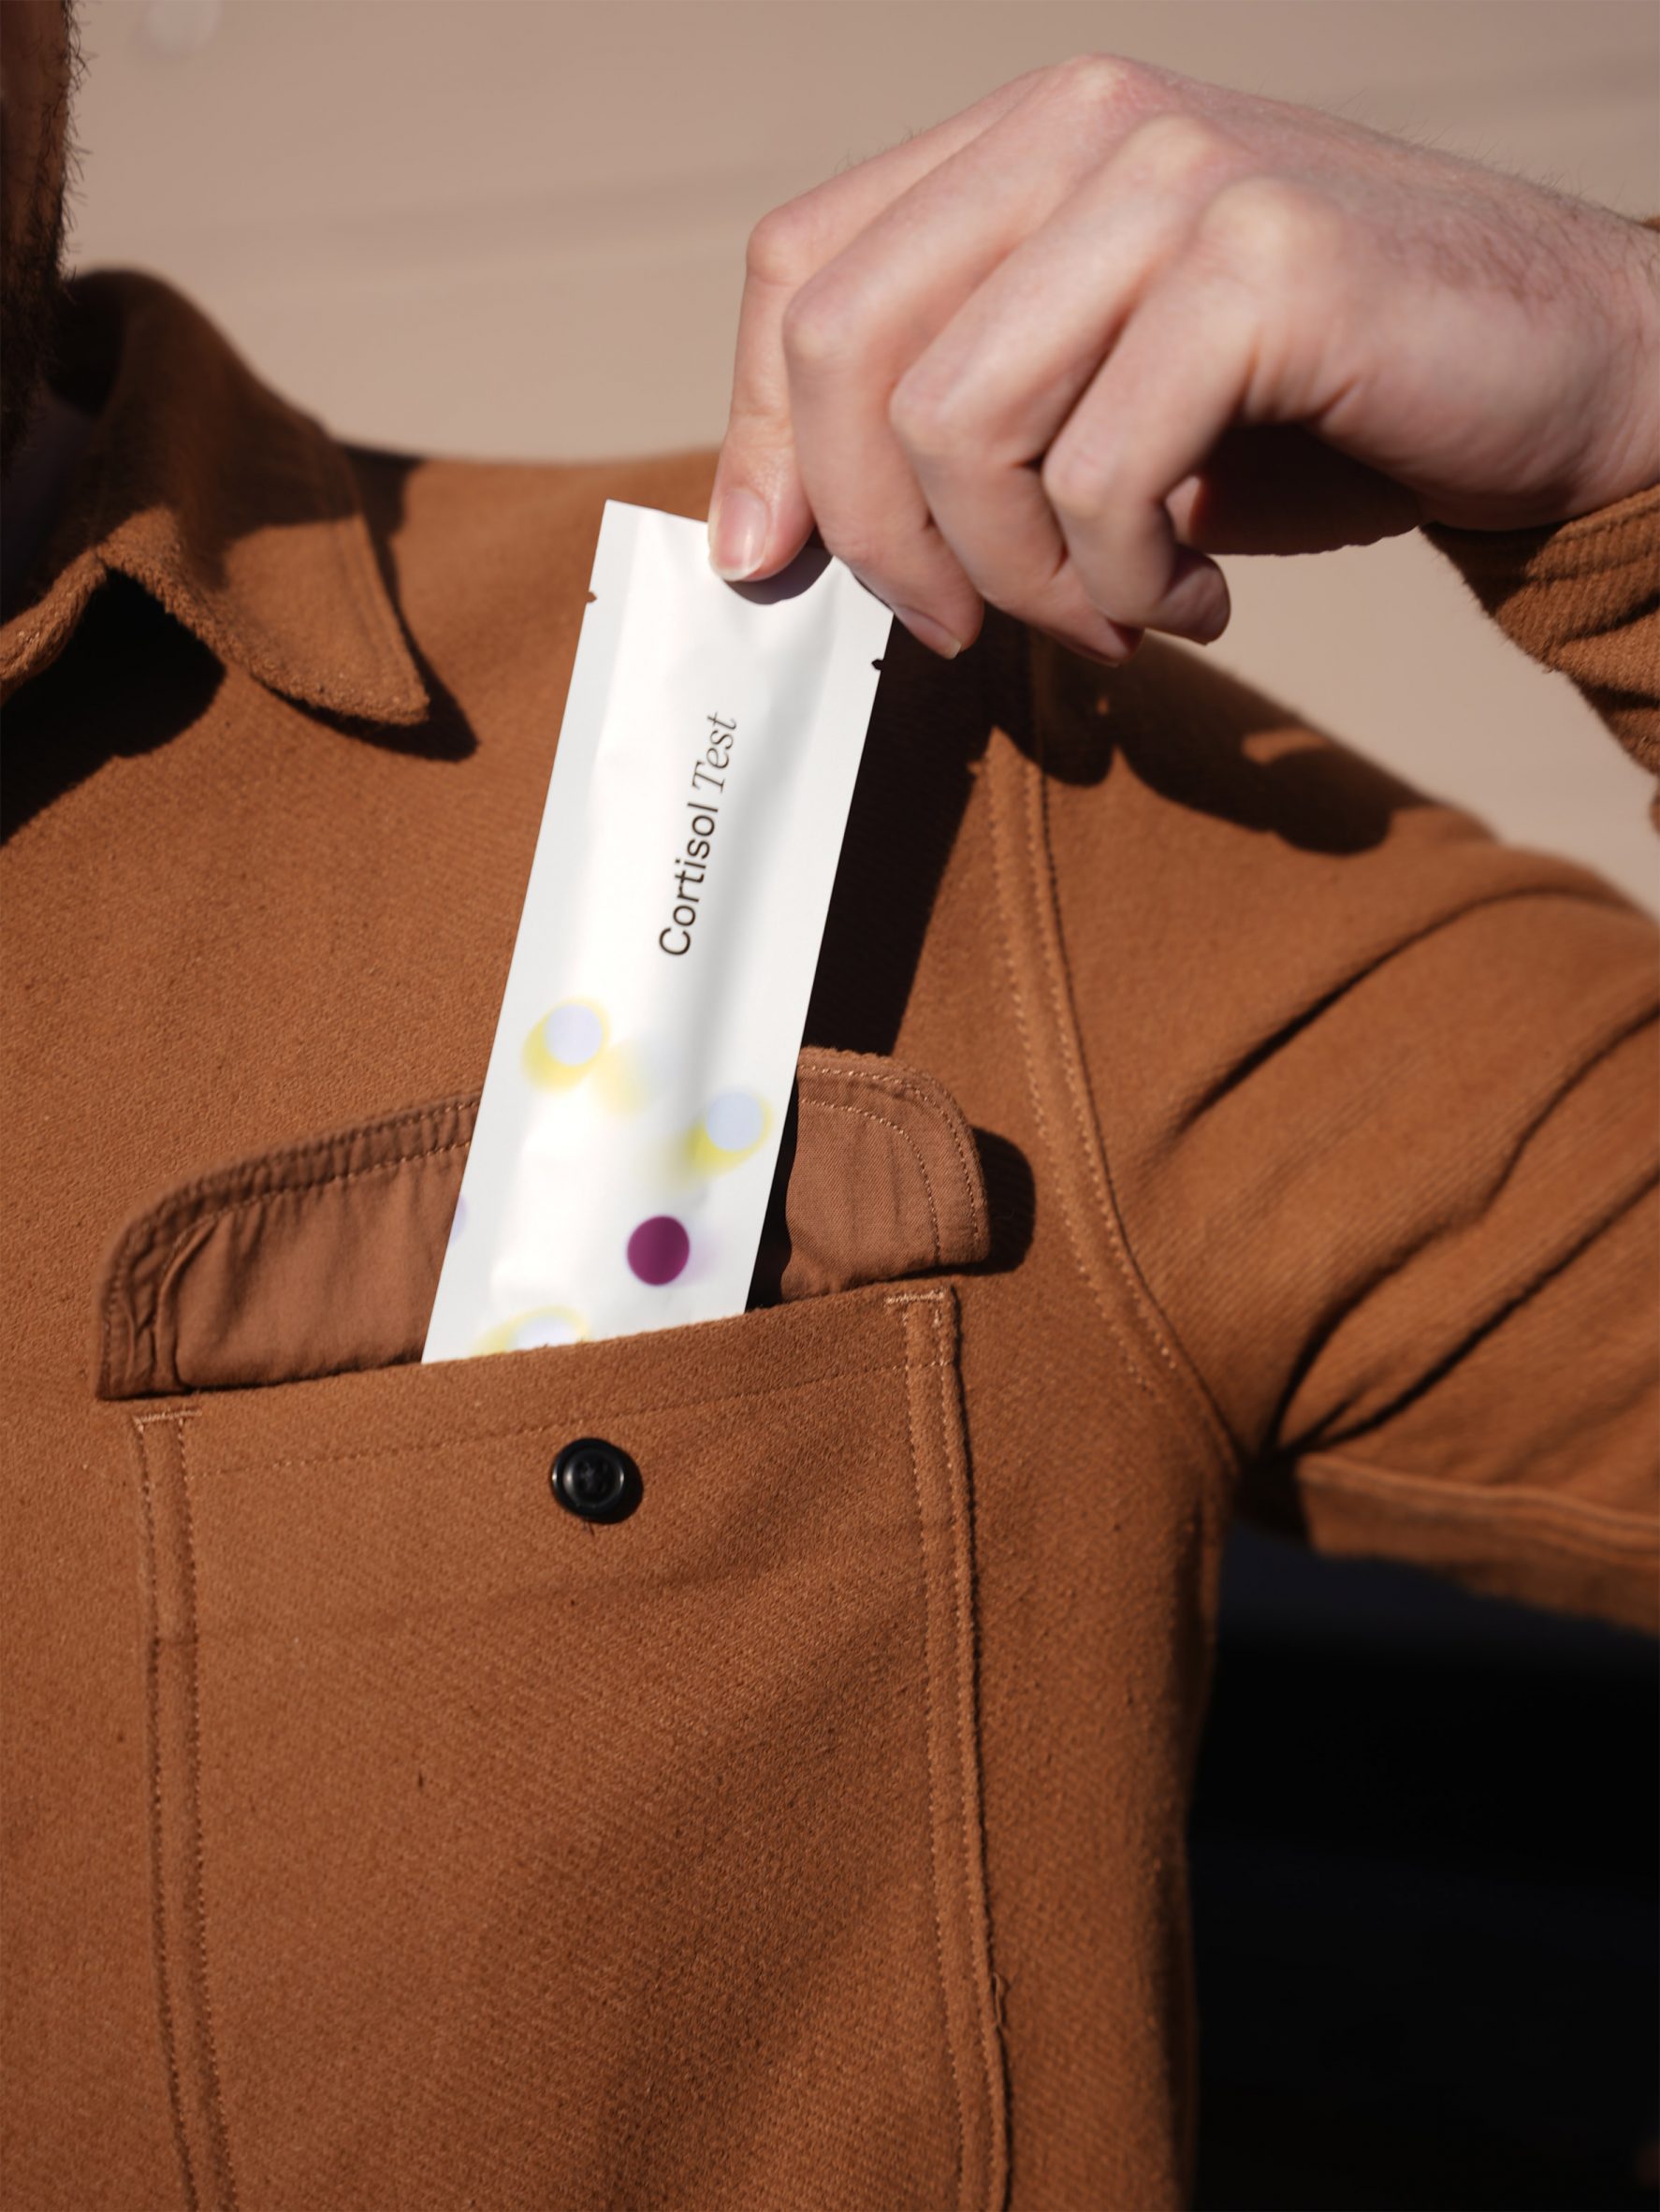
[[71, 0, 1659, 911]]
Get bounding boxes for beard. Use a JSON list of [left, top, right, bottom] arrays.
[[1, 168, 68, 478], [1, 3, 77, 480]]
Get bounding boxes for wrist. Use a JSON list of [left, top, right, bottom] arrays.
[[1581, 216, 1660, 517]]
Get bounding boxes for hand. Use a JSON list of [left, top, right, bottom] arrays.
[[707, 55, 1660, 663]]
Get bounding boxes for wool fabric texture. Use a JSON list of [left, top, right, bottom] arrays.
[[3, 271, 1656, 2211]]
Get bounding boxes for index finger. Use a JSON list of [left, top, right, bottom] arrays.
[[708, 69, 1042, 581]]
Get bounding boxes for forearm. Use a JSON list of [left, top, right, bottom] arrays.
[[1418, 211, 1660, 812]]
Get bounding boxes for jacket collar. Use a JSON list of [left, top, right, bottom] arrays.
[[0, 269, 428, 723]]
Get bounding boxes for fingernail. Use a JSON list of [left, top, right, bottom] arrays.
[[896, 604, 966, 660], [708, 488, 769, 580], [1070, 634, 1138, 669], [1182, 589, 1229, 646], [1159, 557, 1230, 645]]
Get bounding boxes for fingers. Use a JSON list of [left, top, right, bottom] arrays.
[[771, 71, 1149, 650], [1040, 181, 1352, 639], [1041, 275, 1251, 643], [889, 113, 1235, 660], [714, 60, 1370, 660], [707, 67, 1041, 586]]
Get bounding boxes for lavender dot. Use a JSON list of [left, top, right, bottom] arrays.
[[543, 1000, 604, 1068], [447, 1194, 468, 1244], [704, 1089, 764, 1154], [517, 1311, 582, 1350], [626, 1215, 690, 1287]]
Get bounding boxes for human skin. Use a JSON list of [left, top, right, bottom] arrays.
[[707, 55, 1660, 665]]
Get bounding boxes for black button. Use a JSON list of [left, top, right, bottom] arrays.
[[551, 1437, 640, 1523]]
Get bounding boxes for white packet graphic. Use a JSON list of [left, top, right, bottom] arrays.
[[422, 501, 893, 1361]]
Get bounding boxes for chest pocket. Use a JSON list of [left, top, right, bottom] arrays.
[[100, 1054, 1009, 2211]]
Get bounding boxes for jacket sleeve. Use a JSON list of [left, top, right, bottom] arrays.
[[1028, 490, 1660, 1636], [1426, 481, 1660, 819]]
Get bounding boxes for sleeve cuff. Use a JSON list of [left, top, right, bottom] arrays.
[[1424, 479, 1660, 804]]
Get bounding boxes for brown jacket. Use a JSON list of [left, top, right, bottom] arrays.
[[3, 270, 1656, 2212]]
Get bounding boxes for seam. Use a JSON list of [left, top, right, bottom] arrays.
[[187, 1356, 912, 1480], [1024, 760, 1157, 1400], [112, 1061, 962, 1243], [800, 1056, 985, 1234], [0, 550, 106, 680], [315, 430, 386, 686], [121, 1097, 476, 1229], [101, 1249, 133, 1397], [1299, 1449, 1660, 1560], [929, 1293, 1003, 2201], [148, 1216, 215, 1405], [99, 1102, 476, 1395], [894, 1293, 968, 2206], [803, 1097, 943, 1260], [107, 1138, 473, 1395], [311, 423, 417, 704], [985, 739, 1155, 1414], [104, 1058, 982, 1396], [178, 1423, 240, 2211], [162, 1134, 469, 1244], [135, 1419, 200, 2212], [1024, 749, 1235, 1474], [801, 1062, 986, 1248]]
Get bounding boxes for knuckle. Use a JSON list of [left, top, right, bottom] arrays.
[[745, 202, 813, 288], [815, 520, 885, 576], [779, 283, 851, 375], [1200, 176, 1340, 278], [1041, 439, 1112, 519], [1047, 50, 1143, 118], [887, 365, 977, 460], [1122, 111, 1232, 191]]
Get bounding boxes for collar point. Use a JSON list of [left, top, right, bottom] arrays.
[[280, 654, 430, 730]]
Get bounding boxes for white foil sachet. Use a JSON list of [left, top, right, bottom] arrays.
[[421, 500, 893, 1361]]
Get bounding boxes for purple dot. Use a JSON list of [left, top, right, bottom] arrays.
[[626, 1215, 690, 1286]]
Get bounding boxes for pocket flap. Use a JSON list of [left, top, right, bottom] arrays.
[[94, 1051, 988, 1397]]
